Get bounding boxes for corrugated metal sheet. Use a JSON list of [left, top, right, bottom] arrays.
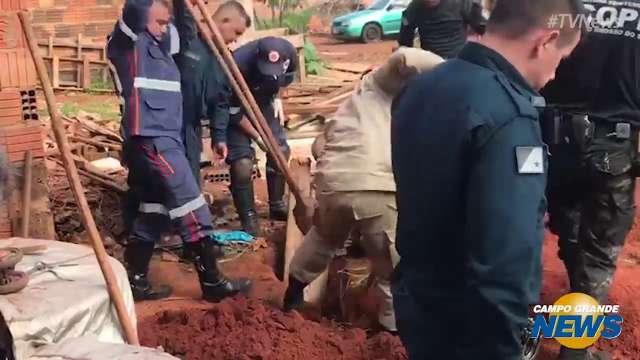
[[0, 49, 37, 90]]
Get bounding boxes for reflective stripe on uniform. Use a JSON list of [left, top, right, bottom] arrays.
[[169, 194, 206, 219], [169, 24, 180, 55], [184, 50, 201, 61], [133, 77, 181, 92], [230, 107, 241, 115], [119, 19, 138, 42], [139, 202, 169, 216], [138, 194, 206, 219]]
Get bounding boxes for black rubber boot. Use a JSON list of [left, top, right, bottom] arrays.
[[283, 275, 307, 311], [558, 347, 612, 360], [267, 168, 288, 221], [186, 239, 252, 302], [124, 240, 172, 301], [230, 158, 259, 236]]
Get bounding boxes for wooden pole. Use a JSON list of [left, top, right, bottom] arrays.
[[19, 11, 140, 346], [187, 0, 304, 204], [20, 151, 33, 237]]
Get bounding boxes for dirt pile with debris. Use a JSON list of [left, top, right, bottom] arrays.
[[139, 297, 406, 360], [49, 166, 125, 254]]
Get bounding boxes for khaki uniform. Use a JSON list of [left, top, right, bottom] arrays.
[[290, 48, 444, 331]]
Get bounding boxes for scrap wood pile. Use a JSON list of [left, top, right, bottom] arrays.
[[43, 111, 127, 253], [282, 63, 369, 139]]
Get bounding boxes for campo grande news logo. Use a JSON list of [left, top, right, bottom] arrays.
[[531, 293, 624, 349]]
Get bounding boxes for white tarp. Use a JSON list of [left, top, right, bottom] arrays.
[[0, 238, 135, 359], [29, 336, 179, 360]]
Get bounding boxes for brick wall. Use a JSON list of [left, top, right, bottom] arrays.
[[27, 0, 254, 41], [28, 0, 123, 41]]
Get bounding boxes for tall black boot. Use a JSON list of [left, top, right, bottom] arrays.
[[185, 239, 252, 302], [267, 167, 288, 221], [124, 240, 172, 301], [230, 158, 259, 236], [283, 275, 307, 311]]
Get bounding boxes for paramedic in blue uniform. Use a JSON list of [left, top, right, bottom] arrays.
[[173, 0, 251, 184], [219, 37, 297, 236], [391, 0, 583, 358], [107, 0, 251, 301]]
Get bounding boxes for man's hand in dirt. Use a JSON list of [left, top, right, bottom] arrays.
[[213, 142, 228, 164], [293, 195, 316, 235]]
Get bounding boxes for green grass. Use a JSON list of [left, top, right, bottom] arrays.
[[60, 102, 80, 118], [257, 9, 314, 34], [59, 100, 120, 122], [90, 77, 114, 91], [304, 41, 325, 75]]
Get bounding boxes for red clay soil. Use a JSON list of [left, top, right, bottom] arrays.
[[536, 186, 640, 360], [135, 175, 640, 359], [139, 297, 406, 360]]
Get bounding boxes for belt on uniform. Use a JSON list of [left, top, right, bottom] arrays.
[[590, 120, 635, 140]]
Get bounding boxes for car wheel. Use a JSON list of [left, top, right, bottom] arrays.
[[361, 23, 382, 43]]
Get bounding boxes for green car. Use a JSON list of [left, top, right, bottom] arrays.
[[331, 0, 411, 43]]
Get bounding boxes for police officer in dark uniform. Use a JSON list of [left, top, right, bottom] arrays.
[[108, 0, 251, 301], [541, 1, 640, 359], [391, 0, 583, 358], [173, 0, 250, 184], [397, 0, 486, 58], [219, 37, 297, 236]]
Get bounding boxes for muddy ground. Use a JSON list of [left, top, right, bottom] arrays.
[[48, 36, 640, 359]]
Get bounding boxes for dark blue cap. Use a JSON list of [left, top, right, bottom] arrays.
[[256, 36, 295, 77]]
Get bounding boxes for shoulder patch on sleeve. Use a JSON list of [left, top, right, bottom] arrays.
[[516, 146, 544, 174]]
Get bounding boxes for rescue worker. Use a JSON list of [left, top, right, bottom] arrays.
[[173, 0, 251, 184], [541, 1, 640, 359], [107, 0, 251, 301], [398, 0, 486, 58], [282, 48, 444, 332], [218, 37, 297, 236], [391, 0, 583, 358]]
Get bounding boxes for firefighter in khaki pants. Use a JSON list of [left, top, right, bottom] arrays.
[[283, 48, 444, 332]]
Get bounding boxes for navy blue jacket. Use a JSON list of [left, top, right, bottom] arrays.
[[173, 0, 231, 144], [392, 42, 546, 357], [107, 0, 183, 141]]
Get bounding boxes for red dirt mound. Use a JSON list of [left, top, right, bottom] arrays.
[[139, 297, 407, 360]]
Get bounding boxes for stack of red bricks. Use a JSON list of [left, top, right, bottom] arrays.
[[29, 0, 122, 41], [0, 91, 43, 162]]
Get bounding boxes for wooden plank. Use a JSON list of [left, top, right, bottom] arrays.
[[283, 104, 339, 115], [298, 50, 305, 83], [82, 55, 91, 89], [42, 56, 109, 65], [281, 157, 328, 306], [51, 55, 59, 88], [37, 39, 104, 50], [47, 36, 53, 57], [76, 34, 83, 88]]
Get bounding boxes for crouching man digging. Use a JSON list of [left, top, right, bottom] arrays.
[[283, 48, 444, 332]]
